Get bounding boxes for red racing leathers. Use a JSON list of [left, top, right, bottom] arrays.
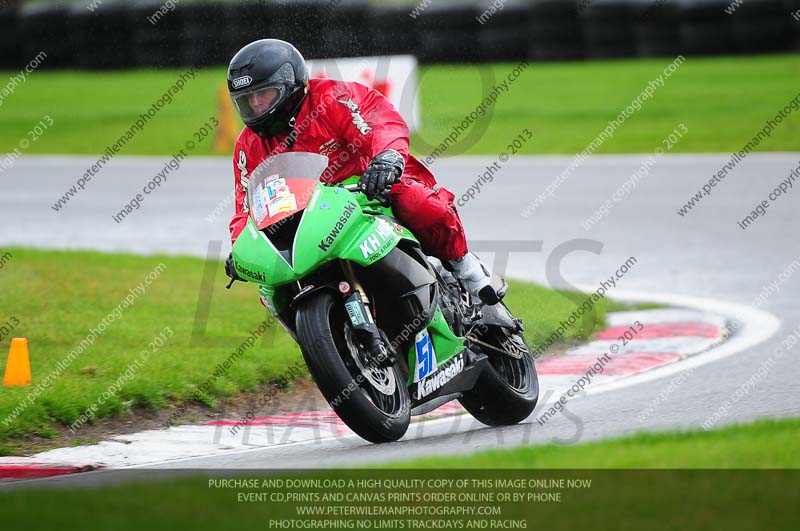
[[229, 78, 468, 261]]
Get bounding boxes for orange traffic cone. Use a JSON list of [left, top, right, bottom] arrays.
[[212, 84, 240, 155], [3, 338, 31, 386]]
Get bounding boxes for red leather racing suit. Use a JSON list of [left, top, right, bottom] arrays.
[[229, 78, 468, 261]]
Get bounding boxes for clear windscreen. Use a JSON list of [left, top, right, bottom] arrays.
[[247, 152, 329, 229]]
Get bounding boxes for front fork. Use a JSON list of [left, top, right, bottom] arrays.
[[341, 261, 396, 368]]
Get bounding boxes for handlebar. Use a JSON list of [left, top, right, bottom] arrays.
[[341, 183, 363, 193], [333, 177, 399, 206], [337, 174, 400, 194]]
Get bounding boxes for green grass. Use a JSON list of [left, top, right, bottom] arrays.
[[0, 68, 223, 157], [415, 54, 800, 154], [0, 419, 797, 531], [386, 417, 800, 468], [0, 248, 300, 449], [0, 248, 624, 452], [1, 54, 798, 156]]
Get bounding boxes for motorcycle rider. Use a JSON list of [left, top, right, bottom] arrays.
[[224, 39, 502, 303]]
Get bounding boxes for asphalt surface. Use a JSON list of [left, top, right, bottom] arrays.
[[1, 152, 799, 471]]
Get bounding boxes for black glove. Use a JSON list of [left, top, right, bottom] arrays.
[[225, 253, 243, 282], [359, 149, 405, 206]]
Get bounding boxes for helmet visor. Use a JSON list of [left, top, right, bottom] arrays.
[[231, 86, 283, 122]]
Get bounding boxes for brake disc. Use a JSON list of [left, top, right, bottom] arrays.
[[344, 324, 396, 396]]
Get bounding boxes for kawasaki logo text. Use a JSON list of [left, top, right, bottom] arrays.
[[235, 263, 266, 282], [318, 202, 357, 251], [416, 352, 465, 399]]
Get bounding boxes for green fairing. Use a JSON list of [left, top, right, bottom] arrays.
[[233, 175, 465, 380], [232, 177, 418, 290], [226, 155, 536, 441], [406, 307, 465, 386]]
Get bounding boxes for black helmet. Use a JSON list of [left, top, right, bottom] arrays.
[[227, 39, 309, 138]]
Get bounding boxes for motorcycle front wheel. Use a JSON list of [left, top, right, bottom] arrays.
[[295, 291, 410, 443]]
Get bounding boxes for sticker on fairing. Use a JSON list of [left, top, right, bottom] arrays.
[[413, 330, 438, 383], [252, 182, 269, 225], [265, 177, 297, 217], [359, 219, 396, 261], [265, 175, 282, 198]]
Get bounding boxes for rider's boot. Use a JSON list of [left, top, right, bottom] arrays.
[[447, 252, 507, 305]]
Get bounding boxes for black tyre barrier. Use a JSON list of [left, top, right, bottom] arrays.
[[322, 0, 372, 60], [7, 0, 800, 70], [367, 3, 419, 57], [581, 1, 637, 59], [634, 1, 682, 57], [792, 0, 800, 50], [265, 1, 329, 59], [416, 1, 481, 63], [130, 1, 185, 68], [529, 0, 585, 61], [223, 3, 273, 60], [180, 2, 232, 68], [477, 1, 531, 62], [0, 7, 20, 70], [730, 0, 792, 54], [18, 3, 72, 69], [678, 0, 734, 55], [71, 2, 134, 70]]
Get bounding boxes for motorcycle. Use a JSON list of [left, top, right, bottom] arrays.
[[229, 152, 538, 443]]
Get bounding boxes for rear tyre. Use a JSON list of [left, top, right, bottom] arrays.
[[295, 291, 410, 443], [459, 317, 539, 426]]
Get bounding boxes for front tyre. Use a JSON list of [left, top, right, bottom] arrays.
[[295, 291, 410, 443], [459, 322, 539, 426]]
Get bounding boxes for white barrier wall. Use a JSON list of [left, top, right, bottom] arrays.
[[306, 55, 421, 132]]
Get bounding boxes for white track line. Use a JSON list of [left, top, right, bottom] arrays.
[[10, 289, 780, 475], [119, 289, 779, 469], [576, 288, 780, 397]]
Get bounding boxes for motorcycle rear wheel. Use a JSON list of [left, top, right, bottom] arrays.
[[459, 314, 539, 426]]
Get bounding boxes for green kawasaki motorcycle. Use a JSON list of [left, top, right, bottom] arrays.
[[230, 152, 538, 443]]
